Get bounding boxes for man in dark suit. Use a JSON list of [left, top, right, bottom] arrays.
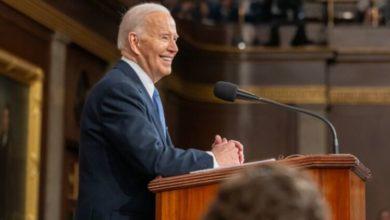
[[75, 3, 244, 220]]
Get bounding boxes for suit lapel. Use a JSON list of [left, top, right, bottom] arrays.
[[114, 60, 168, 146]]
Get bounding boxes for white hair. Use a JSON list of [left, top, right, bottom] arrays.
[[117, 3, 171, 50]]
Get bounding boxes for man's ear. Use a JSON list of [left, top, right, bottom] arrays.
[[128, 32, 141, 55]]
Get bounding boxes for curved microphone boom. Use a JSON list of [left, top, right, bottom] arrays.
[[214, 81, 340, 154]]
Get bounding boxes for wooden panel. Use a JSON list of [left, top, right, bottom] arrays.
[[329, 105, 390, 219], [156, 169, 365, 220], [308, 169, 352, 220], [149, 154, 370, 192], [152, 155, 369, 220], [350, 171, 366, 220], [174, 46, 329, 85], [329, 26, 390, 48], [330, 62, 390, 86], [307, 168, 365, 220], [157, 170, 358, 220], [158, 184, 219, 220], [64, 44, 107, 142], [42, 0, 121, 42]]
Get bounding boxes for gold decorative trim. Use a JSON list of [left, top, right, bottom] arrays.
[[0, 48, 42, 220], [165, 77, 390, 105], [2, 0, 119, 62], [0, 50, 43, 84], [164, 77, 326, 104], [336, 47, 390, 55], [330, 87, 390, 104]]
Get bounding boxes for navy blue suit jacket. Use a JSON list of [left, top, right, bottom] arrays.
[[75, 60, 213, 220]]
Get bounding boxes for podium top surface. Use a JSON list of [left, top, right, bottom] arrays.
[[148, 154, 371, 193]]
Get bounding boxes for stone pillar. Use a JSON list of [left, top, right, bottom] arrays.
[[43, 32, 69, 220]]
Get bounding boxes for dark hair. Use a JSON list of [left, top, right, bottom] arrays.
[[204, 164, 327, 220]]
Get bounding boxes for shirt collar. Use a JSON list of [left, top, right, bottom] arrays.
[[121, 57, 155, 98]]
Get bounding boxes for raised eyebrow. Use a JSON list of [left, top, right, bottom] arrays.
[[160, 33, 179, 40], [160, 33, 174, 38]]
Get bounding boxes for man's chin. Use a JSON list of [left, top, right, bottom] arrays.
[[162, 69, 172, 76], [155, 70, 172, 81]]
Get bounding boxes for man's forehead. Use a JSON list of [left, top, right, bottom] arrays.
[[143, 12, 176, 29]]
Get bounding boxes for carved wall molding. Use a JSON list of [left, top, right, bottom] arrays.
[[2, 0, 119, 62], [330, 87, 390, 104], [0, 48, 42, 220], [165, 77, 390, 105], [165, 77, 327, 104], [0, 49, 43, 83]]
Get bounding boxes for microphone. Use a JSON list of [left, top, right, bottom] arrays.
[[214, 81, 340, 154]]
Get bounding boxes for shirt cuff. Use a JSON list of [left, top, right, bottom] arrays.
[[206, 151, 219, 168]]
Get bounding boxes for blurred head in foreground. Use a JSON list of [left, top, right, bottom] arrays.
[[204, 164, 328, 220]]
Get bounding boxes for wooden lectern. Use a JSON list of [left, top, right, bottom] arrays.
[[149, 154, 371, 220]]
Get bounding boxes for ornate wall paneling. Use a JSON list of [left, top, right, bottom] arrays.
[[1, 1, 118, 219], [0, 49, 43, 220], [64, 44, 107, 144], [328, 50, 390, 219], [0, 2, 53, 219]]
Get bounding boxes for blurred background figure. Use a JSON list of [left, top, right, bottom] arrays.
[[192, 0, 213, 25], [379, 208, 390, 220], [272, 0, 313, 46], [245, 0, 273, 24], [357, 0, 390, 26], [209, 0, 239, 23], [248, 0, 314, 46], [245, 0, 273, 45], [169, 0, 196, 20], [382, 0, 390, 25], [204, 164, 327, 220]]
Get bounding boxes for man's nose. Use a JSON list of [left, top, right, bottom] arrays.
[[168, 40, 178, 53]]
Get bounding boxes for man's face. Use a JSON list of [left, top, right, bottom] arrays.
[[137, 12, 179, 82]]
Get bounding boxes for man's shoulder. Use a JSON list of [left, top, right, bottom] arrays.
[[94, 64, 138, 94], [85, 66, 142, 109]]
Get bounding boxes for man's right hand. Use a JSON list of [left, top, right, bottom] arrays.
[[211, 136, 241, 167]]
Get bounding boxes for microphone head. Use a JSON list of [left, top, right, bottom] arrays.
[[213, 81, 238, 102]]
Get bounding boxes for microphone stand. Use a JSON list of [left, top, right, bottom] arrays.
[[214, 82, 340, 154], [251, 95, 340, 154]]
